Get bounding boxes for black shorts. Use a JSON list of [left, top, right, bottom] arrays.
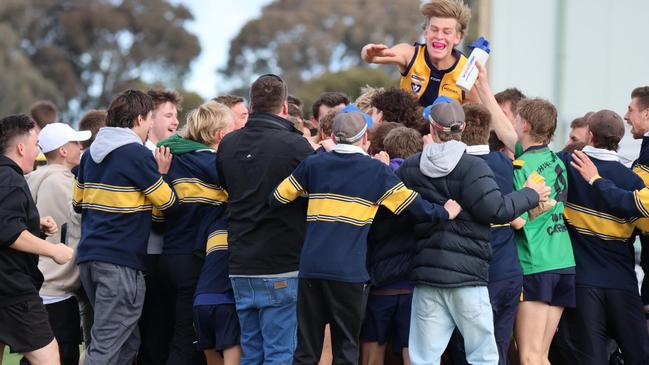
[[0, 297, 54, 354], [522, 271, 576, 308], [360, 293, 412, 352], [193, 303, 240, 351]]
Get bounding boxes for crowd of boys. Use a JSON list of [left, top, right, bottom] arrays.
[[2, 1, 649, 365]]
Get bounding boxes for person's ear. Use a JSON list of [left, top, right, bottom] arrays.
[[216, 129, 225, 142], [136, 114, 145, 127], [16, 142, 25, 157]]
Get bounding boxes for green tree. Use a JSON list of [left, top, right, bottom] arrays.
[[220, 0, 422, 92], [0, 23, 62, 115], [0, 0, 200, 117], [296, 67, 398, 117]]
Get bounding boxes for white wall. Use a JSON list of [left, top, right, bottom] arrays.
[[488, 0, 649, 160]]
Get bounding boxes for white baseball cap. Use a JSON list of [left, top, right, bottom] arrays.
[[38, 123, 91, 153]]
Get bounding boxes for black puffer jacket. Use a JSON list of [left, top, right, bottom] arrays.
[[397, 142, 539, 288]]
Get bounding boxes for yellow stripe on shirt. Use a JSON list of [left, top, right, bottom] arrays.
[[306, 194, 379, 226], [274, 174, 306, 204], [633, 164, 649, 186], [634, 188, 649, 217], [563, 204, 635, 241], [173, 178, 228, 205], [206, 230, 228, 254], [143, 177, 176, 210], [379, 183, 418, 215]]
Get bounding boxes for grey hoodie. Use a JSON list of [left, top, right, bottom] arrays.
[[90, 127, 143, 163], [419, 140, 467, 178]]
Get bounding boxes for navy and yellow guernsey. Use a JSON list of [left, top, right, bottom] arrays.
[[270, 145, 449, 283], [73, 142, 176, 271], [559, 149, 645, 291], [157, 136, 228, 254], [194, 219, 233, 306], [400, 43, 467, 106]]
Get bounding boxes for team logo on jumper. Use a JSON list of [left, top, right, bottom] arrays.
[[411, 83, 422, 93]]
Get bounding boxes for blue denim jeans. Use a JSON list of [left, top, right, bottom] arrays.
[[409, 285, 499, 365], [231, 277, 298, 365]]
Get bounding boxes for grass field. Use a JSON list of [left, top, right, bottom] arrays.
[[2, 349, 21, 365]]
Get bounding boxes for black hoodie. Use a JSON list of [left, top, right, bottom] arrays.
[[0, 155, 44, 306]]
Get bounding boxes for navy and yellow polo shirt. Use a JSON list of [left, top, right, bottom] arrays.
[[270, 148, 448, 283], [73, 143, 176, 271], [559, 151, 644, 291], [160, 149, 228, 254]]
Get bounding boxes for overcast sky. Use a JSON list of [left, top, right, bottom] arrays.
[[180, 0, 273, 99]]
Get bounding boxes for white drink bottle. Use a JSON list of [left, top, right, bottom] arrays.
[[456, 36, 490, 92]]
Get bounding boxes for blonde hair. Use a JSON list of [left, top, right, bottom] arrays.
[[181, 101, 234, 146], [420, 0, 471, 35], [355, 85, 384, 114]]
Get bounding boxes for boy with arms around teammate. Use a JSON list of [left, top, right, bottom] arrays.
[[271, 112, 461, 364]]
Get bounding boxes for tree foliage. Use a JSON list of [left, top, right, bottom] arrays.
[[296, 67, 398, 118], [221, 0, 422, 92], [0, 0, 200, 118]]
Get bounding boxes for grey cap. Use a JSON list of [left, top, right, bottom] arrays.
[[428, 97, 465, 134], [587, 109, 625, 143], [333, 112, 368, 143]]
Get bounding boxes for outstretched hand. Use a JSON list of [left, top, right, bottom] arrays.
[[361, 44, 396, 62]]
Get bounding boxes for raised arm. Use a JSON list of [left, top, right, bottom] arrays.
[[473, 62, 518, 152], [361, 43, 415, 72]]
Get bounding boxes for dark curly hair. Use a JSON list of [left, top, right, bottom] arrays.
[[371, 88, 423, 129]]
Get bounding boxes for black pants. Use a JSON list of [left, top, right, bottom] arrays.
[[137, 254, 170, 365], [158, 254, 204, 365], [76, 285, 94, 346], [20, 296, 81, 365], [554, 286, 649, 365], [293, 279, 369, 365]]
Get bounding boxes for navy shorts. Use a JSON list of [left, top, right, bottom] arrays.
[[193, 303, 240, 352], [522, 271, 576, 308], [360, 293, 412, 352]]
